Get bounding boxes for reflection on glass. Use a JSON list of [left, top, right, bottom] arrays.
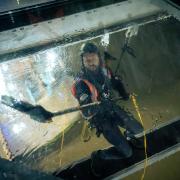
[[0, 17, 179, 178]]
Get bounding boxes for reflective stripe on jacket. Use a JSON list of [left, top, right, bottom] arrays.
[[71, 67, 112, 101], [71, 79, 98, 102]]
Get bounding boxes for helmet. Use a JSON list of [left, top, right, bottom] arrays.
[[80, 42, 99, 57]]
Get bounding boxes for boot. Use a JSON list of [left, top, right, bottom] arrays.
[[90, 150, 104, 177]]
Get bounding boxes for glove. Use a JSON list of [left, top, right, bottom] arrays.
[[114, 76, 122, 81], [111, 77, 129, 101]]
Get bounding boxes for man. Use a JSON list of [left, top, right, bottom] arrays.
[[71, 42, 143, 161]]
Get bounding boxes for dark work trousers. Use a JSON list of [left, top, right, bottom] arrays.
[[92, 105, 143, 160]]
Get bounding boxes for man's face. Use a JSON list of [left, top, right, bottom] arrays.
[[83, 53, 100, 71]]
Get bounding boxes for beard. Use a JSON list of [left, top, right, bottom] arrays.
[[85, 65, 105, 85], [86, 65, 100, 74]]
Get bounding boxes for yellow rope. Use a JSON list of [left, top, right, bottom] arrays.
[[59, 130, 65, 167], [81, 121, 91, 142], [130, 94, 148, 180], [59, 114, 91, 167], [0, 128, 13, 160]]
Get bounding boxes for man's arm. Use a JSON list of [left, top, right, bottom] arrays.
[[111, 75, 129, 100], [71, 80, 98, 119]]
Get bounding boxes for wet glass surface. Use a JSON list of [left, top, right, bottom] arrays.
[[0, 14, 180, 179]]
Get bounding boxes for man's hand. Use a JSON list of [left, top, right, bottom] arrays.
[[114, 75, 122, 81], [111, 76, 130, 101]]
